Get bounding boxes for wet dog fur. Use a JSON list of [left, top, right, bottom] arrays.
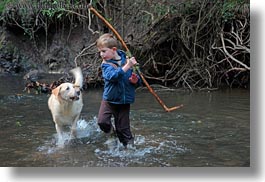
[[48, 67, 83, 144]]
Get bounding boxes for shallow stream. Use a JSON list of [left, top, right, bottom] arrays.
[[0, 75, 250, 167]]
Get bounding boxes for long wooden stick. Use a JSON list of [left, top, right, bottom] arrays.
[[89, 6, 183, 112]]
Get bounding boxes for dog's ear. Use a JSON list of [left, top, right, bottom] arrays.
[[52, 86, 61, 97]]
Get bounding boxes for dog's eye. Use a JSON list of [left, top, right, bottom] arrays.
[[66, 87, 70, 90]]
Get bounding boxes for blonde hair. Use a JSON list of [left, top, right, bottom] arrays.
[[96, 33, 118, 48]]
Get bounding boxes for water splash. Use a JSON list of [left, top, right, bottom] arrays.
[[38, 117, 101, 151], [94, 135, 155, 159], [93, 132, 191, 167], [36, 116, 190, 166], [76, 117, 101, 140]]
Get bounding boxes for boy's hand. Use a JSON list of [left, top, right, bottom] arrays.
[[128, 57, 137, 67], [129, 73, 138, 84], [123, 57, 138, 73]]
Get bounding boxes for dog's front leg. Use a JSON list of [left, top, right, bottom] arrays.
[[55, 123, 64, 145], [70, 116, 79, 139]]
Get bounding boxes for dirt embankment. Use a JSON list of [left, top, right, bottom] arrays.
[[0, 0, 250, 91], [0, 24, 96, 72], [0, 23, 104, 90]]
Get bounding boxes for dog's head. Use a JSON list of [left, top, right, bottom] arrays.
[[52, 83, 81, 101]]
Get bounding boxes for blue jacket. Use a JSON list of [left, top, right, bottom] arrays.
[[101, 50, 140, 104]]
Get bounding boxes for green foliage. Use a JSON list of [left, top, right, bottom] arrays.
[[0, 0, 15, 14], [41, 7, 65, 19], [1, 0, 85, 39], [151, 1, 178, 17], [221, 0, 248, 22], [15, 121, 22, 127], [40, 0, 84, 18], [180, 1, 197, 14], [91, 0, 100, 8], [41, 0, 66, 18]]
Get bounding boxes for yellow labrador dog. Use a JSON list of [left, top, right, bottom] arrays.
[[48, 67, 83, 144]]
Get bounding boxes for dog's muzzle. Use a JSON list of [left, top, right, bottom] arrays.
[[70, 91, 81, 101], [70, 96, 79, 101], [70, 87, 81, 101]]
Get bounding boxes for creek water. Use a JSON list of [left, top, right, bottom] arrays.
[[0, 74, 250, 167]]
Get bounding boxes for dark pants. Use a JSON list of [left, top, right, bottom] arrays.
[[97, 100, 133, 146]]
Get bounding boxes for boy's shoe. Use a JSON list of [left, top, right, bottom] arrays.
[[123, 137, 134, 149]]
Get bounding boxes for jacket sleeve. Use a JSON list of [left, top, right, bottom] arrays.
[[102, 63, 125, 82]]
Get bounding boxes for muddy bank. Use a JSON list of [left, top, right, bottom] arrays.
[[0, 0, 250, 91], [0, 23, 104, 90]]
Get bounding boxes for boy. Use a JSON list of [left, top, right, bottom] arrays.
[[96, 33, 140, 149]]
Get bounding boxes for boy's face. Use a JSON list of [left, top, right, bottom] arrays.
[[98, 47, 117, 61]]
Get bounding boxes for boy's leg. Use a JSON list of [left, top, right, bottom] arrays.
[[97, 100, 113, 133], [113, 104, 134, 146]]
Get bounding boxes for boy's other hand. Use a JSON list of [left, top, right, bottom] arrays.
[[129, 73, 138, 84]]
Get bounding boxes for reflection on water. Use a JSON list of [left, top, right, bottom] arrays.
[[0, 75, 250, 167]]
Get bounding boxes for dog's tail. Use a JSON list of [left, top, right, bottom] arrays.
[[70, 67, 83, 88]]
